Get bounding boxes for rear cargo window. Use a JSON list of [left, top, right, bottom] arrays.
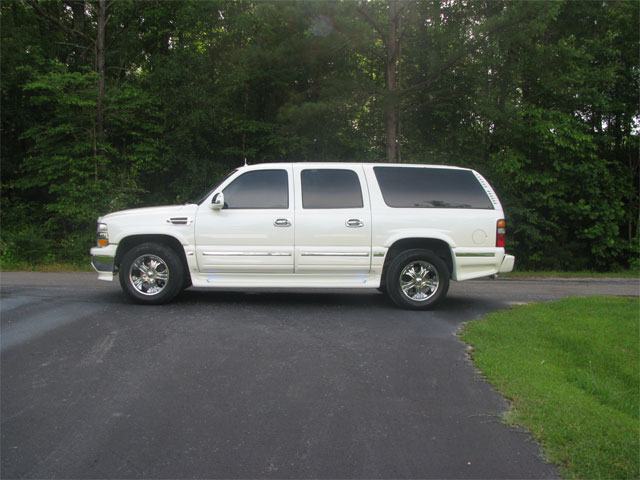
[[373, 167, 494, 209]]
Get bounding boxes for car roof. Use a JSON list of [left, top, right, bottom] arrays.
[[237, 162, 471, 171]]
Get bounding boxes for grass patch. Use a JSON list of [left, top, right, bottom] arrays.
[[501, 270, 640, 279], [461, 296, 640, 479]]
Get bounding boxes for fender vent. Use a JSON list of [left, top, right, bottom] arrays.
[[167, 217, 192, 225]]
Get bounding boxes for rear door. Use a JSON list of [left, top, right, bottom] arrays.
[[293, 165, 371, 274]]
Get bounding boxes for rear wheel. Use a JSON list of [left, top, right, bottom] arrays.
[[119, 243, 184, 304], [385, 249, 450, 310]]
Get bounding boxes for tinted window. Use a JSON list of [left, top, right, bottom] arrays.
[[223, 169, 288, 209], [301, 169, 363, 209], [374, 167, 493, 209]]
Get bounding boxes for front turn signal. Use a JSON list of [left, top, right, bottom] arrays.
[[97, 223, 109, 246]]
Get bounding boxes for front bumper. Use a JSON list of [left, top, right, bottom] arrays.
[[90, 245, 117, 281]]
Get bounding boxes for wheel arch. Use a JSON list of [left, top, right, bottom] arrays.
[[381, 238, 454, 285], [115, 235, 189, 275]]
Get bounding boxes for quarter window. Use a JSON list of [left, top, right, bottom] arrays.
[[301, 169, 364, 209], [374, 167, 494, 209], [223, 169, 289, 209]]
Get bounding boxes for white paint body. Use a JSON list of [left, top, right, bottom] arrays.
[[91, 163, 515, 288]]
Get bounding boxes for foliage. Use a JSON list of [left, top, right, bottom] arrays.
[[1, 0, 638, 269], [461, 296, 640, 479], [0, 224, 53, 265]]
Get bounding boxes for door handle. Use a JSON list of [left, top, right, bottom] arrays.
[[345, 218, 364, 228], [274, 218, 292, 227]]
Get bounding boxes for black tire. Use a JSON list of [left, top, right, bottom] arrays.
[[119, 242, 184, 305], [385, 249, 450, 310]]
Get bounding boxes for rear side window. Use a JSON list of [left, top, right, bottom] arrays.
[[223, 169, 288, 209], [301, 169, 364, 209], [374, 167, 493, 209]]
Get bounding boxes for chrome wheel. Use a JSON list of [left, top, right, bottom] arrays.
[[399, 260, 439, 302], [129, 254, 169, 296], [386, 249, 449, 310]]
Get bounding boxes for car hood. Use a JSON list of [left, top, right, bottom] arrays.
[[99, 204, 196, 223]]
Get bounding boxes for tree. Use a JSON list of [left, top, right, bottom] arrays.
[[353, 0, 550, 162], [1, 0, 637, 270], [474, 0, 639, 269]]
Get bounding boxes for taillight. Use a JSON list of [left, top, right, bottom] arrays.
[[496, 219, 506, 247]]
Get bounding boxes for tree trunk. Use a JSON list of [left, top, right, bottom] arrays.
[[384, 0, 401, 163], [357, 0, 404, 162], [95, 0, 106, 180]]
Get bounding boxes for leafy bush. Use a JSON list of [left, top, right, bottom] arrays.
[[56, 232, 95, 265], [0, 225, 54, 266]]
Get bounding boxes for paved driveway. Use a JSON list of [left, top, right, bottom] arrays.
[[1, 273, 637, 478]]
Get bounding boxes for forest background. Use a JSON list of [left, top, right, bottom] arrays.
[[1, 0, 638, 271]]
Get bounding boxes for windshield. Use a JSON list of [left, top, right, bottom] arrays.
[[193, 169, 238, 205]]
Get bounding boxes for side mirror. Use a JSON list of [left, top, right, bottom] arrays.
[[211, 192, 224, 210]]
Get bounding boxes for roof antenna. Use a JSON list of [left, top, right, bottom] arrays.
[[244, 157, 248, 167]]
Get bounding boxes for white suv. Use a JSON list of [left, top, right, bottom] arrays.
[[90, 163, 514, 309]]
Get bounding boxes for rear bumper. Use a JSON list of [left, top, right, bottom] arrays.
[[498, 254, 515, 273], [90, 245, 117, 281], [453, 248, 515, 280]]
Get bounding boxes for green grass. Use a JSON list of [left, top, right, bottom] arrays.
[[461, 296, 640, 479], [501, 270, 640, 278]]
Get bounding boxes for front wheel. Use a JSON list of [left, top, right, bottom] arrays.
[[119, 243, 184, 305], [385, 249, 450, 310]]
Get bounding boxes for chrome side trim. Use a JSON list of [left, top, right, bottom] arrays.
[[202, 251, 292, 257], [455, 252, 496, 258], [300, 252, 370, 257]]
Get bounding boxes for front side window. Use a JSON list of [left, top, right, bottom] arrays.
[[301, 169, 364, 209], [223, 169, 289, 209], [374, 167, 494, 209]]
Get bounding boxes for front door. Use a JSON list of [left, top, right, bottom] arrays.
[[194, 167, 294, 273]]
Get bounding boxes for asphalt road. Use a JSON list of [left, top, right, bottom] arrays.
[[1, 273, 638, 479]]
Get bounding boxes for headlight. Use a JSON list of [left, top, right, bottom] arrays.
[[97, 223, 109, 246]]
